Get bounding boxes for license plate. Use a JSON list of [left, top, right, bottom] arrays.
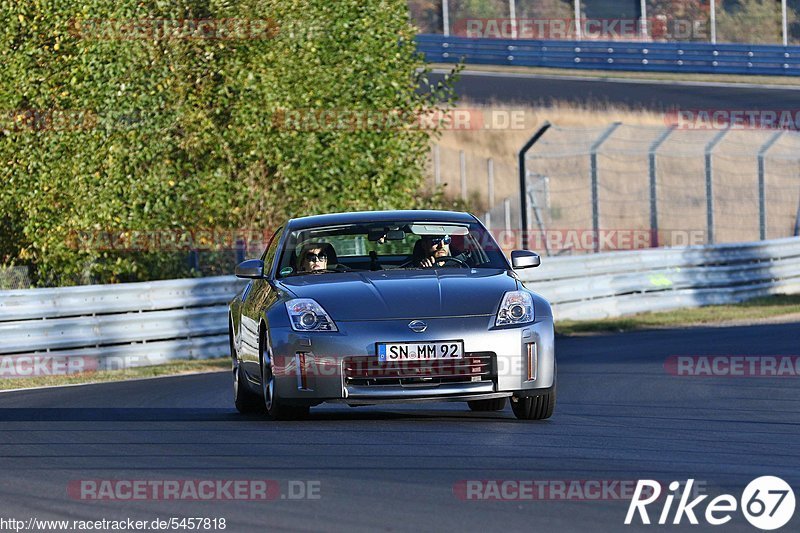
[[377, 341, 463, 361]]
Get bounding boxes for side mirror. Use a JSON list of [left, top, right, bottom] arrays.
[[511, 250, 541, 269], [235, 259, 265, 279]]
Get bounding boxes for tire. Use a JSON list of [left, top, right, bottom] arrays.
[[512, 360, 557, 421], [260, 327, 310, 421], [231, 319, 263, 414], [232, 349, 263, 414], [511, 386, 556, 420], [467, 397, 507, 412]]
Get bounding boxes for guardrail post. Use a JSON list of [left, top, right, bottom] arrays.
[[518, 122, 551, 249], [509, 0, 517, 39], [783, 0, 789, 46], [757, 131, 783, 241], [648, 125, 675, 247], [442, 0, 450, 36], [710, 0, 717, 44], [704, 128, 728, 245], [639, 0, 648, 39], [590, 122, 622, 253]]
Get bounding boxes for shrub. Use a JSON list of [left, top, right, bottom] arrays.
[[0, 0, 455, 285]]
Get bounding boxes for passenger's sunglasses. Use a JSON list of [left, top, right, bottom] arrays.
[[428, 235, 451, 245], [305, 253, 327, 262]]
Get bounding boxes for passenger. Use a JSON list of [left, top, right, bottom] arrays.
[[298, 243, 331, 272]]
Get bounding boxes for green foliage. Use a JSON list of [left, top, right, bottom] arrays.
[[516, 0, 574, 20], [448, 0, 510, 20], [647, 0, 709, 21], [408, 0, 443, 33], [0, 0, 455, 285], [716, 0, 793, 44]]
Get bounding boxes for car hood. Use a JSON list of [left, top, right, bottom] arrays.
[[276, 269, 518, 320]]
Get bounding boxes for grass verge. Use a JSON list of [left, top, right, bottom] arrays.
[[0, 357, 230, 391], [556, 294, 800, 335], [432, 63, 800, 87]]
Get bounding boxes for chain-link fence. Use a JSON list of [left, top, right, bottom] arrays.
[[429, 123, 800, 255], [427, 144, 523, 235]]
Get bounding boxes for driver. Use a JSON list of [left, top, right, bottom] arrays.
[[414, 235, 452, 268]]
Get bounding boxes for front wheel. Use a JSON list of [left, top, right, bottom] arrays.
[[512, 360, 557, 420], [260, 330, 309, 421], [233, 358, 263, 414], [511, 388, 555, 420]]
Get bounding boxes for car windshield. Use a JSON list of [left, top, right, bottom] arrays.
[[276, 220, 509, 277]]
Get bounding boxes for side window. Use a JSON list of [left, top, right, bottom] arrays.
[[261, 226, 284, 275]]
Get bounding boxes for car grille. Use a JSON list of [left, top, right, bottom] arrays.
[[343, 352, 496, 387]]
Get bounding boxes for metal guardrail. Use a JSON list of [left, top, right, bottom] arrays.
[[0, 277, 243, 371], [518, 237, 800, 320], [416, 34, 800, 76], [1, 237, 798, 370]]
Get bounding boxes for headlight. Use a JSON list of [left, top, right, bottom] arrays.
[[495, 290, 534, 327], [285, 299, 338, 332]]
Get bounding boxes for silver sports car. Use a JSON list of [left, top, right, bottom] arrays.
[[228, 210, 555, 420]]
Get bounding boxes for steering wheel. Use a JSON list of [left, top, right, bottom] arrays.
[[397, 255, 470, 268], [432, 255, 470, 268]]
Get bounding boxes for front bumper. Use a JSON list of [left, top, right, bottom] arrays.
[[268, 315, 555, 404]]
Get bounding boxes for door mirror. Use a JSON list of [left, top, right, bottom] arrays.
[[511, 250, 541, 269], [235, 259, 265, 279]]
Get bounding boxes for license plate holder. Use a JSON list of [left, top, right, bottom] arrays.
[[376, 340, 464, 362]]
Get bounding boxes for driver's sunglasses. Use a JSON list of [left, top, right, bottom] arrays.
[[429, 235, 451, 245], [305, 253, 327, 262]]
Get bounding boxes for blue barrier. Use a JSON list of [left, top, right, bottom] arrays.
[[416, 34, 800, 76]]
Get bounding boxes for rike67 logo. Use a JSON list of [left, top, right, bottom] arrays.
[[626, 477, 795, 530]]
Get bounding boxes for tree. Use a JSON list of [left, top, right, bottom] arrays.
[[0, 0, 454, 285]]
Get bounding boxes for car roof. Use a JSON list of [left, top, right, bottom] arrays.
[[286, 210, 477, 230]]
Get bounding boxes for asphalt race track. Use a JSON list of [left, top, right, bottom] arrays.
[[1, 322, 798, 532], [429, 70, 800, 111]]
